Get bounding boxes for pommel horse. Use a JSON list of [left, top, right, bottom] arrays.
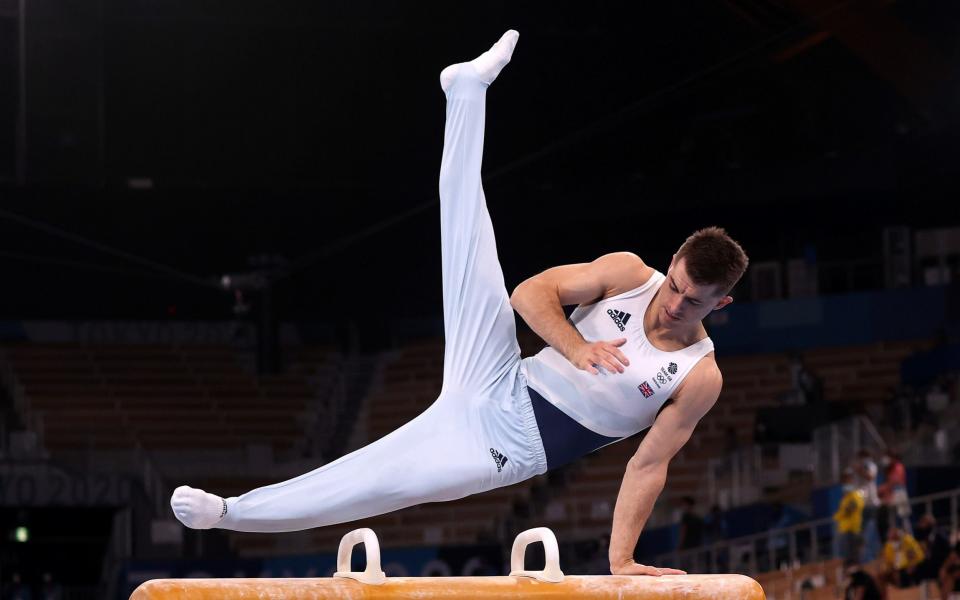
[[131, 527, 765, 599]]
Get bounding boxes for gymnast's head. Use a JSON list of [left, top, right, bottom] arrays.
[[658, 226, 749, 327]]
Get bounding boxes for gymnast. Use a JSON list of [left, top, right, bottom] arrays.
[[171, 30, 749, 576]]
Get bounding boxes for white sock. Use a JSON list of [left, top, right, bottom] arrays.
[[440, 29, 519, 92], [170, 485, 228, 530]]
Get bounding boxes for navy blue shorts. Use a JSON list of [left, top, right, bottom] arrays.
[[527, 386, 622, 471]]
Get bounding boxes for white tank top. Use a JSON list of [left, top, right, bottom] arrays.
[[520, 270, 715, 438]]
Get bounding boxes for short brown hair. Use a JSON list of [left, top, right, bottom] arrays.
[[674, 226, 749, 296]]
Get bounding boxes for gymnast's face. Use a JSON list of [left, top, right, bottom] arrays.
[[660, 257, 733, 327]]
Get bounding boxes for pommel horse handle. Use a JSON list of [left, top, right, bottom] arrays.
[[509, 527, 565, 583], [332, 528, 388, 585]]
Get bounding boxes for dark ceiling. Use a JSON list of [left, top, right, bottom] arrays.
[[1, 0, 958, 322]]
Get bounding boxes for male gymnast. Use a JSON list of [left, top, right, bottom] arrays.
[[172, 30, 749, 576]]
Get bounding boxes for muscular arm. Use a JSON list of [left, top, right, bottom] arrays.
[[608, 359, 722, 574], [510, 252, 653, 363]]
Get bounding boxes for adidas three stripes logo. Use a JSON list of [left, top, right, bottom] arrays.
[[606, 308, 632, 332], [489, 448, 509, 473]]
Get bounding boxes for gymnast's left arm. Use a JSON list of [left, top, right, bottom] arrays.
[[608, 359, 723, 575]]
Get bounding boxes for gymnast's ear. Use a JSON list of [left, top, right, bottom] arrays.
[[712, 295, 733, 311]]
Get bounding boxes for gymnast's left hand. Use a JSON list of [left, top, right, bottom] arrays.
[[609, 559, 686, 576]]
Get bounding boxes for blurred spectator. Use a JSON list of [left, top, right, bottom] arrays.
[[940, 540, 960, 600], [879, 527, 925, 590], [3, 573, 32, 600], [581, 533, 612, 575], [38, 574, 61, 600], [768, 502, 793, 570], [925, 377, 950, 414], [885, 384, 913, 432], [877, 449, 910, 538], [784, 353, 824, 406], [732, 548, 753, 574], [703, 504, 730, 572], [914, 514, 950, 584], [677, 496, 703, 550], [852, 449, 880, 560], [503, 497, 532, 542], [703, 504, 728, 545], [493, 497, 533, 549], [833, 469, 865, 563], [843, 558, 882, 600]]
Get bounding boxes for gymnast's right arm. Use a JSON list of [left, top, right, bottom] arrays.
[[510, 252, 653, 374]]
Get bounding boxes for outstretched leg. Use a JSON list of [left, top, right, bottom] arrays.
[[172, 398, 493, 532], [438, 31, 523, 395], [170, 31, 538, 533]]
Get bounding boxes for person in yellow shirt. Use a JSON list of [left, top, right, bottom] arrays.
[[880, 527, 925, 589], [834, 469, 866, 562]]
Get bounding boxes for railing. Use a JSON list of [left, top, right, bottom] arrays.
[[812, 415, 886, 486], [707, 445, 763, 508], [651, 486, 960, 576], [904, 392, 960, 467], [906, 421, 960, 466], [707, 415, 887, 509]]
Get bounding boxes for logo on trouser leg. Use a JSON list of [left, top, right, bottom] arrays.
[[489, 448, 509, 472]]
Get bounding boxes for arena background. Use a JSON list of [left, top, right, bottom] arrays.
[[1, 1, 959, 598]]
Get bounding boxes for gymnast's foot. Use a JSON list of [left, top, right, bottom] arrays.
[[440, 29, 519, 92], [170, 485, 228, 529]]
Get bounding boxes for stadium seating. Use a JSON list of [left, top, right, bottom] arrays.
[[3, 343, 332, 452], [0, 336, 937, 553]]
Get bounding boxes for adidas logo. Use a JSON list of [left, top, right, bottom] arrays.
[[489, 448, 509, 473], [606, 308, 632, 332]]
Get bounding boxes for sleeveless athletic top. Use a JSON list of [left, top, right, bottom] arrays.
[[520, 269, 715, 441]]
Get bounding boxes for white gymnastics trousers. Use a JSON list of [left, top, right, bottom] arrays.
[[216, 66, 548, 533]]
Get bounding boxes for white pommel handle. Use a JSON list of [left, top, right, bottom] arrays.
[[332, 528, 387, 585], [509, 527, 565, 583]]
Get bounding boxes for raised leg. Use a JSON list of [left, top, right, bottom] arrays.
[[169, 31, 536, 533], [438, 31, 523, 394]]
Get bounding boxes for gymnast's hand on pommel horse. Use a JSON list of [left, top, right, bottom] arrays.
[[170, 29, 747, 577]]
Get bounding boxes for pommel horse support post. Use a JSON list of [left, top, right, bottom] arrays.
[[131, 527, 765, 599]]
